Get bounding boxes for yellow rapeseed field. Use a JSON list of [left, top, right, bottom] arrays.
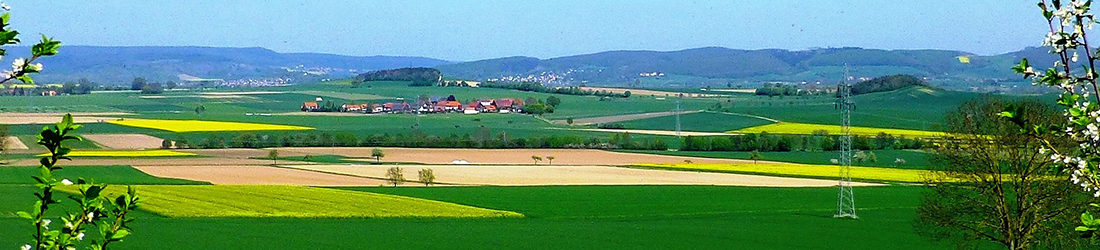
[[109, 119, 313, 132], [638, 162, 932, 183], [39, 150, 196, 157], [57, 185, 523, 218], [732, 122, 942, 138]]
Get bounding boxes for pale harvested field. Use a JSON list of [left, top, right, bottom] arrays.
[[565, 128, 733, 137], [0, 112, 131, 124], [579, 87, 725, 98], [135, 165, 394, 186], [293, 90, 389, 100], [9, 157, 290, 166], [552, 110, 702, 125], [711, 89, 757, 93], [276, 147, 753, 165], [290, 164, 877, 187], [2, 136, 27, 150], [178, 148, 273, 158], [82, 134, 164, 149]]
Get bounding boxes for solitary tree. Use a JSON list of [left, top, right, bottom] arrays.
[[161, 139, 172, 149], [386, 167, 405, 187], [853, 151, 867, 165], [531, 155, 542, 165], [371, 148, 384, 163], [545, 156, 555, 165], [268, 149, 279, 165], [866, 151, 877, 164], [566, 118, 574, 125], [748, 150, 763, 164], [916, 98, 1088, 249], [418, 168, 435, 186], [130, 77, 146, 90]]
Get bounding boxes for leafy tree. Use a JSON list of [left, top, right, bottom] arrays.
[[140, 82, 163, 94], [418, 168, 435, 186], [161, 139, 172, 149], [0, 124, 7, 161], [531, 155, 542, 165], [545, 96, 561, 107], [866, 151, 877, 164], [385, 167, 405, 187], [130, 77, 146, 90], [371, 148, 384, 163], [917, 98, 1088, 249], [623, 90, 631, 98], [748, 150, 763, 164], [268, 149, 279, 165], [165, 80, 177, 90], [566, 118, 574, 125], [176, 136, 190, 149], [853, 151, 867, 165], [545, 156, 555, 165]]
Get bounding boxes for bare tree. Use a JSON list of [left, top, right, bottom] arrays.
[[268, 149, 279, 165], [748, 150, 763, 164], [531, 155, 542, 165], [385, 167, 404, 187], [916, 98, 1089, 249], [546, 156, 555, 165]]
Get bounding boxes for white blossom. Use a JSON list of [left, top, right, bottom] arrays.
[[29, 63, 41, 71], [60, 179, 72, 185], [75, 232, 84, 241], [20, 245, 30, 250], [2, 4, 11, 11], [11, 58, 25, 70], [40, 219, 51, 229]]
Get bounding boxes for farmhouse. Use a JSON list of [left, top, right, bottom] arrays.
[[301, 95, 526, 115], [301, 101, 319, 111]]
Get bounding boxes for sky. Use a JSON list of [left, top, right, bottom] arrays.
[[6, 0, 1047, 61]]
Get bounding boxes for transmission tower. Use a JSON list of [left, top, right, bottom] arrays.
[[675, 93, 682, 138], [835, 68, 858, 219]]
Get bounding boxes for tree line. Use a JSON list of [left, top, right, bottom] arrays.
[[479, 81, 632, 98], [352, 67, 441, 87]]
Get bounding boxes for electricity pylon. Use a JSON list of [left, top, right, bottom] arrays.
[[835, 70, 858, 219]]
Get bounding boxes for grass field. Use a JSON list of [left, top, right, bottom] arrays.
[[109, 119, 314, 132], [55, 185, 523, 218], [0, 165, 206, 185], [619, 149, 934, 169], [734, 122, 942, 137], [619, 111, 775, 132], [635, 162, 931, 183], [39, 150, 197, 157], [0, 185, 952, 250]]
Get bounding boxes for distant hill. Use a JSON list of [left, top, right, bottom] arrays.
[[6, 46, 451, 85], [435, 46, 1064, 92]]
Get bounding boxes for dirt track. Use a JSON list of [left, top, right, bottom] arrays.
[[289, 164, 877, 187], [135, 165, 394, 186], [0, 112, 131, 124], [274, 147, 753, 165], [2, 136, 27, 150]]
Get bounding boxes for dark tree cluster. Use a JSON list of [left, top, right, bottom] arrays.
[[178, 130, 667, 151], [754, 82, 801, 96], [849, 74, 927, 95], [353, 67, 441, 86], [679, 131, 925, 152]]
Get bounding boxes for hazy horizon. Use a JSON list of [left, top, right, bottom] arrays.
[[8, 0, 1046, 61]]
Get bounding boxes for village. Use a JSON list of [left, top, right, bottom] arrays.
[[301, 95, 527, 115]]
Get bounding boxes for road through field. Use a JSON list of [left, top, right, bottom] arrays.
[[289, 164, 878, 187]]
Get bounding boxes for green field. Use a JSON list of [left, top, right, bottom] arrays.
[[620, 149, 934, 170], [0, 165, 205, 185], [0, 183, 951, 250], [618, 111, 775, 132]]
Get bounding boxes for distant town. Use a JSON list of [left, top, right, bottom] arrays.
[[302, 95, 527, 115]]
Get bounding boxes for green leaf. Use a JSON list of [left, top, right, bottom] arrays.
[[15, 211, 32, 219], [111, 229, 130, 240], [1078, 226, 1094, 232], [1083, 212, 1095, 225]]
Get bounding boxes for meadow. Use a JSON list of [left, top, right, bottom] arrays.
[[635, 162, 931, 183], [618, 111, 774, 132], [109, 119, 314, 132], [619, 149, 934, 169], [38, 150, 197, 157]]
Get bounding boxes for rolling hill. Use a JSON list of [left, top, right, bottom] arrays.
[[436, 46, 1062, 92], [4, 46, 451, 85]]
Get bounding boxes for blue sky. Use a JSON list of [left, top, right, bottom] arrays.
[[7, 0, 1045, 61]]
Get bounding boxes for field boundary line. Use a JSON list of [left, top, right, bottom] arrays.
[[706, 111, 781, 123]]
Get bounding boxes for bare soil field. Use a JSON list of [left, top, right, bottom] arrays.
[[579, 87, 725, 98], [711, 89, 757, 93], [135, 165, 396, 186], [202, 91, 284, 95], [563, 128, 732, 137], [276, 147, 753, 165], [82, 134, 164, 149], [551, 110, 702, 125], [177, 148, 273, 158], [289, 164, 877, 187], [9, 157, 289, 166], [2, 136, 27, 150], [0, 112, 131, 124]]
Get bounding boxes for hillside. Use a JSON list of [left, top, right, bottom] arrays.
[[436, 47, 1061, 92], [5, 46, 451, 85], [850, 75, 927, 95]]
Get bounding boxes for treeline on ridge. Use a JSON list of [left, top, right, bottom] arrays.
[[480, 81, 632, 98], [163, 130, 666, 150], [680, 131, 926, 152], [353, 67, 441, 86], [849, 74, 927, 95]]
